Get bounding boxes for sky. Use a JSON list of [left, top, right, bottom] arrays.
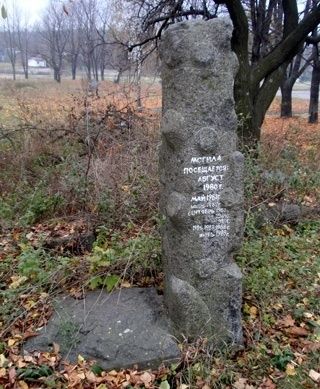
[[2, 0, 310, 25], [5, 0, 49, 23]]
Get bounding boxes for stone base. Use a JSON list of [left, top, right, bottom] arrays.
[[24, 288, 180, 370]]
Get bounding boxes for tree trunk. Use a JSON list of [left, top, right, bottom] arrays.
[[72, 62, 77, 80], [225, 0, 320, 142], [114, 69, 122, 84], [280, 80, 294, 117], [100, 66, 105, 81], [71, 55, 77, 80], [234, 83, 258, 144], [12, 64, 16, 81], [86, 63, 92, 81], [54, 68, 61, 83], [233, 55, 259, 144], [308, 60, 320, 123], [25, 59, 29, 79]]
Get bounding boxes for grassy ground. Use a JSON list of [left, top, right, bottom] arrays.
[[0, 79, 319, 388]]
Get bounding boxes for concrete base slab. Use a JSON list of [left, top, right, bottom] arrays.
[[24, 288, 180, 370]]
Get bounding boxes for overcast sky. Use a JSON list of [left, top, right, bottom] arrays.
[[5, 0, 49, 23], [2, 0, 310, 25]]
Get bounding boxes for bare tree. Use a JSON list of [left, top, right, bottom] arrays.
[[16, 10, 30, 79], [280, 0, 313, 117], [280, 49, 312, 117], [65, 3, 81, 80], [40, 0, 70, 82], [108, 0, 154, 106], [106, 36, 130, 83], [128, 0, 320, 142], [76, 0, 100, 80], [95, 3, 112, 80], [2, 0, 18, 80], [308, 26, 320, 122]]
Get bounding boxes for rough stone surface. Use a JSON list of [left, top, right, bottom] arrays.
[[24, 288, 180, 370], [254, 202, 302, 227], [159, 18, 244, 345]]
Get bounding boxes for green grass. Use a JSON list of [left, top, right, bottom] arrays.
[[238, 220, 320, 311], [166, 221, 320, 388], [0, 80, 319, 387]]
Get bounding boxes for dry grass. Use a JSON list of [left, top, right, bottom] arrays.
[[1, 78, 319, 228], [0, 79, 161, 228], [262, 116, 320, 167]]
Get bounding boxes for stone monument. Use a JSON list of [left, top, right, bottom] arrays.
[[159, 18, 244, 345]]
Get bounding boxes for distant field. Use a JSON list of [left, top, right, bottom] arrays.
[[0, 62, 161, 84]]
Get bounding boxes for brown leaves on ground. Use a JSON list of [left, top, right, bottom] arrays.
[[1, 93, 319, 388], [262, 115, 320, 169], [275, 314, 310, 337], [0, 351, 171, 389]]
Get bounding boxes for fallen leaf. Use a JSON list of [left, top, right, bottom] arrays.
[[8, 338, 17, 347], [0, 367, 6, 378], [26, 232, 34, 240], [308, 369, 320, 383], [303, 195, 313, 204], [273, 303, 283, 311], [9, 276, 28, 289], [16, 359, 27, 368], [277, 315, 295, 328], [139, 371, 154, 387], [53, 342, 60, 354], [249, 306, 258, 319], [23, 356, 35, 363], [77, 371, 86, 380], [121, 281, 132, 288], [23, 300, 37, 310], [9, 367, 16, 384], [285, 363, 296, 376], [0, 354, 8, 368], [258, 377, 276, 389], [300, 340, 320, 352], [69, 288, 84, 299], [283, 224, 293, 234], [85, 371, 97, 383], [121, 185, 130, 193], [22, 331, 38, 341], [233, 377, 255, 389], [18, 380, 29, 389], [77, 354, 85, 364], [284, 326, 309, 337], [159, 380, 170, 389]]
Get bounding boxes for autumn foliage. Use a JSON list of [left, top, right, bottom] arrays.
[[0, 80, 319, 388]]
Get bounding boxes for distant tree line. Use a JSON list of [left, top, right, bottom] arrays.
[[1, 0, 320, 134], [0, 0, 157, 85]]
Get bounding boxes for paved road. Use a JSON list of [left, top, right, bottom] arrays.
[[291, 90, 310, 100]]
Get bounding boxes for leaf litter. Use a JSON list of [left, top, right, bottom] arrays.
[[0, 99, 320, 388]]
